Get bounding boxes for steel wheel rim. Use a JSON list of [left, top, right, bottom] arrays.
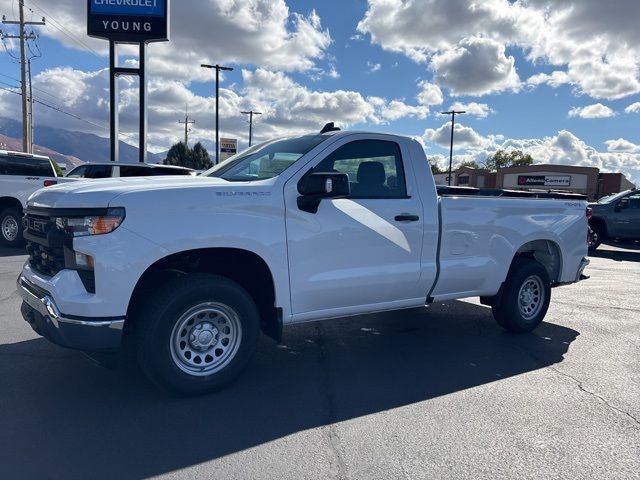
[[518, 275, 544, 320], [589, 230, 599, 247], [169, 302, 242, 376], [1, 216, 18, 241]]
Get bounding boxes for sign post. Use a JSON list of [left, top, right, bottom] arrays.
[[87, 0, 170, 162], [219, 138, 238, 162]]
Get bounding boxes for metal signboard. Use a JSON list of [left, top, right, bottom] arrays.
[[518, 175, 571, 187], [87, 0, 169, 43], [220, 138, 238, 162]]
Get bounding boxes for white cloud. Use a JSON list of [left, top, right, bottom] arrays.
[[430, 37, 520, 96], [605, 138, 640, 153], [449, 102, 492, 118], [568, 103, 616, 119], [366, 61, 381, 73], [357, 0, 640, 100], [423, 122, 492, 150], [416, 81, 444, 106], [0, 0, 332, 83], [625, 102, 640, 114]]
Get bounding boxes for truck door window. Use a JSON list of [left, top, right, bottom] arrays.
[[84, 165, 112, 179], [315, 140, 407, 198], [0, 155, 54, 176], [628, 195, 640, 209]]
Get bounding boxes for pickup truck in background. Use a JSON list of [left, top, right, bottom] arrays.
[[0, 151, 76, 246], [588, 188, 639, 251], [17, 127, 590, 394]]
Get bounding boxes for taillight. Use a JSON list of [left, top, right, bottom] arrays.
[[43, 180, 57, 187], [586, 207, 593, 219]]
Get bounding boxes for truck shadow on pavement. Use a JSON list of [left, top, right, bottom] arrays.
[[0, 300, 578, 479], [590, 246, 640, 262]]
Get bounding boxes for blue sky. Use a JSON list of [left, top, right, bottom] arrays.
[[0, 0, 639, 183]]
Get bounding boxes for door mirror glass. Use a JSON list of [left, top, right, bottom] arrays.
[[615, 198, 630, 211], [297, 172, 350, 213]]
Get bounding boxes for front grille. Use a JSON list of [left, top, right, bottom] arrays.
[[24, 210, 96, 293], [24, 213, 66, 277]]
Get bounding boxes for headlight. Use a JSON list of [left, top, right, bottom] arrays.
[[56, 207, 125, 237]]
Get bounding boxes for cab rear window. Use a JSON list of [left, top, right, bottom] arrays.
[[0, 155, 54, 177]]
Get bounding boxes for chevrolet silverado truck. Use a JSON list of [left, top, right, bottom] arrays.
[[17, 128, 590, 394], [588, 188, 639, 251]]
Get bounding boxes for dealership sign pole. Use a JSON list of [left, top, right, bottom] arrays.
[[87, 0, 170, 163]]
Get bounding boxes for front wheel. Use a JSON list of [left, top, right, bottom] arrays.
[[136, 273, 260, 395], [588, 223, 603, 252], [492, 258, 551, 333], [0, 208, 24, 247]]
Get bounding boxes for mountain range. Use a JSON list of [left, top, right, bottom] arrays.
[[0, 117, 165, 169]]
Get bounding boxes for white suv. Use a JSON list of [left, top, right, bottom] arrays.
[[0, 151, 68, 246]]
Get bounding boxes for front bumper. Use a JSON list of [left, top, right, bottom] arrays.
[[17, 275, 124, 351]]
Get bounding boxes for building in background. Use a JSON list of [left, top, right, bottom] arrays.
[[440, 164, 635, 200]]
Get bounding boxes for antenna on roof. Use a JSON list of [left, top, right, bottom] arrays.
[[320, 122, 341, 134]]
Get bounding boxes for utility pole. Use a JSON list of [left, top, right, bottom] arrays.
[[440, 110, 466, 186], [1, 2, 45, 153], [241, 110, 262, 147], [201, 63, 233, 165], [178, 110, 195, 146]]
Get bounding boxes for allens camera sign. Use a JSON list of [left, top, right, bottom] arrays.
[[518, 175, 571, 187], [87, 0, 169, 43]]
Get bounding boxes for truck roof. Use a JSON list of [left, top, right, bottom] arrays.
[[0, 150, 51, 161]]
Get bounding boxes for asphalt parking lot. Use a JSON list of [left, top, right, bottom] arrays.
[[0, 244, 638, 480]]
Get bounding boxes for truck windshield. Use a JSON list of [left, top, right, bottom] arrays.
[[203, 135, 328, 182], [597, 190, 632, 204]]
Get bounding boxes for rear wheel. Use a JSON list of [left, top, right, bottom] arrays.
[[0, 208, 24, 247], [492, 258, 551, 333], [136, 273, 260, 395], [588, 222, 604, 252]]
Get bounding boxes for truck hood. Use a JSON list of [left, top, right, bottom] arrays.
[[27, 176, 232, 209]]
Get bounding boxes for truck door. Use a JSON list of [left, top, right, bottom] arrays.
[[612, 193, 640, 239], [284, 136, 427, 320]]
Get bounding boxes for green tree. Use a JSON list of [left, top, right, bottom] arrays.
[[163, 142, 213, 170], [50, 159, 64, 176], [458, 160, 482, 169], [191, 142, 213, 170], [430, 159, 445, 174], [164, 142, 191, 167], [484, 149, 533, 171]]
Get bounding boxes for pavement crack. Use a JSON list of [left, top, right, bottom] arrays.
[[548, 366, 640, 428], [315, 323, 349, 480]]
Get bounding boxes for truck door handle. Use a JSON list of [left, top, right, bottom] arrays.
[[395, 214, 420, 222]]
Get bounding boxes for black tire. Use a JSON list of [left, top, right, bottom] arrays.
[[136, 273, 260, 395], [492, 258, 551, 333], [588, 222, 604, 252], [0, 208, 25, 247]]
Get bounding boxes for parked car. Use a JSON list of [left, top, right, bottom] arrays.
[[66, 162, 196, 178], [18, 127, 589, 394], [0, 150, 76, 246], [588, 188, 639, 251]]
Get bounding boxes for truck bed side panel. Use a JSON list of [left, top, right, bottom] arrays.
[[431, 196, 587, 300]]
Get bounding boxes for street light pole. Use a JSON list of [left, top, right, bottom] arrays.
[[201, 63, 233, 165], [241, 110, 262, 147], [440, 110, 466, 186]]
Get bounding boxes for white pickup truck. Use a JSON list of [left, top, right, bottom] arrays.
[[17, 128, 590, 394], [0, 150, 74, 246]]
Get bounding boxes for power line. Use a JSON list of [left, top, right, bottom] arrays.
[[1, 0, 45, 153], [241, 110, 262, 147], [25, 0, 102, 58], [440, 110, 466, 186]]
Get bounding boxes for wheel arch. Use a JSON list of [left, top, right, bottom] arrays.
[[513, 239, 562, 284], [126, 247, 281, 342], [0, 196, 23, 213], [589, 216, 608, 237]]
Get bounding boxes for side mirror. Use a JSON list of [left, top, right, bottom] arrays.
[[297, 172, 350, 213], [615, 198, 629, 212]]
